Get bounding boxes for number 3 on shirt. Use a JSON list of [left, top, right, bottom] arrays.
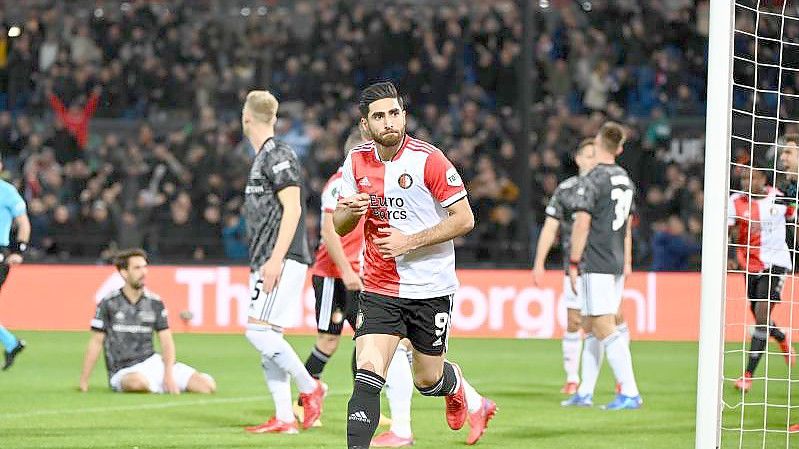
[[611, 188, 633, 231]]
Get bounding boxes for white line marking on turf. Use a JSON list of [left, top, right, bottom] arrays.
[[0, 390, 349, 420], [0, 396, 260, 419]]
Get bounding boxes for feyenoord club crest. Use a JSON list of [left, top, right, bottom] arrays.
[[356, 310, 364, 329], [398, 173, 413, 189]]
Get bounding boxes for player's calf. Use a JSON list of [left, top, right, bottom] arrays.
[[347, 369, 385, 448]]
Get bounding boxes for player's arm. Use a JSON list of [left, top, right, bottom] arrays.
[[624, 219, 633, 276], [157, 329, 179, 394], [727, 196, 738, 269], [533, 217, 560, 286], [333, 155, 368, 236], [334, 194, 370, 236], [259, 186, 301, 293], [7, 192, 29, 264], [375, 198, 474, 259], [568, 211, 592, 293], [321, 211, 363, 290], [79, 331, 105, 392], [260, 149, 304, 293]]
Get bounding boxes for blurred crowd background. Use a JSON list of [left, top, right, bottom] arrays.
[[0, 0, 709, 270]]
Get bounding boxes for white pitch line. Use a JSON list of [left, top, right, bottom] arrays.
[[0, 390, 349, 420], [0, 396, 262, 419]]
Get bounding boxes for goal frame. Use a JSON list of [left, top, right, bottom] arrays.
[[696, 1, 735, 448]]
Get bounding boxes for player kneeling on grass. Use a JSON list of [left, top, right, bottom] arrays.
[[78, 249, 216, 394]]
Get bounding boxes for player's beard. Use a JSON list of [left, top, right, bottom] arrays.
[[373, 129, 404, 147], [131, 278, 145, 290]]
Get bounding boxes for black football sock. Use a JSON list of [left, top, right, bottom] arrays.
[[304, 345, 331, 379], [417, 360, 458, 396], [770, 321, 786, 342], [746, 328, 768, 374], [347, 369, 384, 448]]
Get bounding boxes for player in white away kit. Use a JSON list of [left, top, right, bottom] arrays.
[[535, 139, 631, 396], [239, 91, 325, 434], [563, 122, 642, 410], [335, 82, 496, 448], [728, 168, 795, 393], [534, 139, 595, 394]]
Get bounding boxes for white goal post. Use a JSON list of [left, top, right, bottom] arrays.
[[698, 0, 799, 447], [696, 0, 734, 448]]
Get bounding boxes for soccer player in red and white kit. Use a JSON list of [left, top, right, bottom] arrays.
[[728, 168, 795, 393], [302, 128, 368, 384], [334, 82, 496, 448]]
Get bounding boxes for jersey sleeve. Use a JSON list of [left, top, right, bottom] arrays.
[[264, 147, 302, 192], [572, 176, 599, 214], [545, 188, 564, 221], [424, 150, 467, 207], [320, 175, 341, 213], [727, 195, 737, 227], [90, 300, 109, 332], [4, 187, 26, 218], [339, 153, 358, 198], [154, 301, 169, 331]]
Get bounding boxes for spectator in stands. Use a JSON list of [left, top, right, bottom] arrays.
[[48, 86, 101, 149], [651, 215, 702, 271], [0, 0, 708, 267]]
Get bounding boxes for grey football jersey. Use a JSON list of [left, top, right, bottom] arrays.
[[243, 138, 313, 271], [545, 176, 581, 270], [572, 164, 634, 274], [90, 289, 169, 378]]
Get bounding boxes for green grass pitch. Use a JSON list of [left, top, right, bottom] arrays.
[[0, 331, 795, 448]]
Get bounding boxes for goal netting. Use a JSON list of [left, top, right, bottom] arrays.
[[699, 0, 799, 447]]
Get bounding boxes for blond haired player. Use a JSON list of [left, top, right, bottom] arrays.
[[240, 90, 325, 434]]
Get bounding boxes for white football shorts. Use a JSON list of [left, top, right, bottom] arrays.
[[248, 258, 308, 328], [562, 274, 582, 311], [109, 353, 196, 393], [578, 273, 624, 317]]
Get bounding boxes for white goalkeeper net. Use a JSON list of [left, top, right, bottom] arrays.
[[721, 0, 799, 446]]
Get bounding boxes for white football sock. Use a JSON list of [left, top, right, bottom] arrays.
[[617, 321, 630, 347], [261, 357, 295, 423], [562, 331, 582, 384], [603, 331, 640, 397], [461, 375, 483, 413], [385, 346, 413, 438], [577, 333, 603, 397], [246, 326, 317, 394]]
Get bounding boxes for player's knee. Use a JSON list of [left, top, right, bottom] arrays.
[[191, 373, 216, 394], [567, 315, 582, 332], [121, 373, 150, 392], [412, 369, 443, 391]]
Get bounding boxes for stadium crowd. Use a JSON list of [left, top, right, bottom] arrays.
[[0, 0, 707, 268]]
